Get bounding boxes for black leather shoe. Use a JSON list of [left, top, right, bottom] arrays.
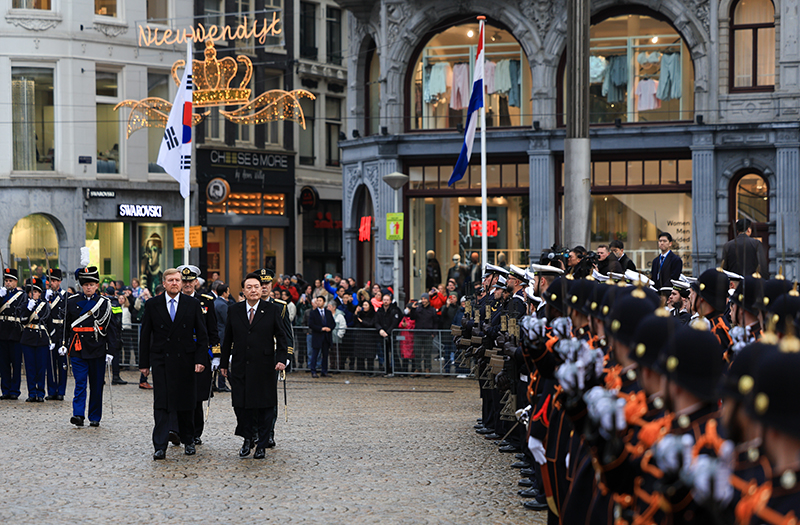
[[25, 397, 36, 402], [499, 445, 520, 453], [476, 427, 495, 435], [518, 478, 536, 487], [498, 440, 511, 447], [184, 443, 196, 455], [311, 372, 318, 378], [193, 437, 202, 445], [112, 376, 128, 385], [515, 453, 527, 461], [168, 431, 181, 446], [8, 395, 18, 400], [45, 395, 57, 400], [476, 418, 483, 424], [520, 468, 537, 477], [217, 386, 231, 393], [89, 421, 100, 427], [153, 449, 166, 460], [523, 499, 549, 511], [484, 433, 502, 440], [239, 439, 252, 457], [54, 395, 64, 401], [70, 415, 85, 427], [519, 487, 542, 498], [253, 447, 266, 459], [266, 438, 275, 448], [35, 397, 45, 402], [473, 423, 484, 429], [320, 373, 330, 378], [511, 461, 531, 469]]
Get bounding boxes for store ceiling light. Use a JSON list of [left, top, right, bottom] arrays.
[[467, 30, 474, 38], [651, 36, 658, 43]]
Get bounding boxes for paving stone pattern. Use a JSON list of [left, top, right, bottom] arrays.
[[0, 371, 546, 524]]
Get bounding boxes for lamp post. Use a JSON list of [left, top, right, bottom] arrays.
[[382, 171, 409, 305]]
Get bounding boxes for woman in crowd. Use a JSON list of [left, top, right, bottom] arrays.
[[353, 300, 377, 373]]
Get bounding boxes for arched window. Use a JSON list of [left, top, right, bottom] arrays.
[[735, 173, 768, 223], [407, 21, 531, 130], [9, 214, 59, 275], [558, 11, 695, 124], [730, 0, 775, 91]]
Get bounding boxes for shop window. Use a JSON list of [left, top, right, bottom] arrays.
[[408, 161, 529, 191], [95, 0, 117, 17], [147, 0, 167, 22], [86, 222, 130, 285], [147, 72, 169, 172], [409, 22, 531, 130], [325, 98, 341, 167], [299, 97, 316, 165], [12, 0, 50, 9], [577, 158, 691, 189], [560, 13, 695, 124], [409, 166, 423, 190], [236, 0, 256, 55], [303, 200, 343, 279], [204, 0, 223, 27], [9, 214, 59, 276], [96, 71, 121, 174], [12, 67, 54, 172], [327, 7, 342, 65], [731, 0, 775, 90], [263, 69, 283, 145], [736, 173, 768, 223], [207, 193, 285, 216], [300, 2, 317, 60]]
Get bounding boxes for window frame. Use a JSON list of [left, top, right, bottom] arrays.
[[326, 7, 342, 66], [146, 0, 169, 25], [729, 0, 776, 93], [11, 0, 53, 11], [95, 68, 123, 175], [299, 2, 318, 60], [94, 0, 119, 18], [11, 63, 57, 173]]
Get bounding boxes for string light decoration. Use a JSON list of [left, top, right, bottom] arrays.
[[114, 40, 314, 136]]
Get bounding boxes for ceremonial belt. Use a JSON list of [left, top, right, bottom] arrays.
[[73, 327, 96, 333], [26, 324, 46, 331], [70, 298, 106, 330], [0, 315, 18, 322], [52, 319, 64, 325]]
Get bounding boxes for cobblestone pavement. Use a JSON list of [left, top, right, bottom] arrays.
[[0, 370, 546, 524]]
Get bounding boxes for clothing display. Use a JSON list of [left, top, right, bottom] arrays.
[[428, 62, 452, 100], [423, 65, 433, 103], [484, 60, 496, 94], [656, 53, 682, 101], [450, 63, 470, 110], [636, 51, 662, 69], [494, 59, 511, 95], [635, 78, 661, 111], [494, 59, 521, 108], [589, 56, 608, 83], [602, 55, 628, 103]]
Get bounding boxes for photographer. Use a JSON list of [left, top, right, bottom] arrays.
[[596, 244, 623, 275]]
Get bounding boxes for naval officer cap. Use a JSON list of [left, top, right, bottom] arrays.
[[485, 264, 509, 277], [258, 268, 275, 284], [177, 265, 201, 281]]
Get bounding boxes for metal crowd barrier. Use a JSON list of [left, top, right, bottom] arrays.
[[389, 329, 471, 376]]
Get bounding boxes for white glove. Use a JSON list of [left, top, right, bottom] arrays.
[[0, 287, 6, 298], [552, 317, 573, 339], [28, 299, 36, 310], [404, 308, 410, 315], [58, 346, 68, 356], [528, 436, 547, 465], [566, 453, 570, 469], [49, 343, 55, 351], [45, 289, 53, 300], [105, 354, 113, 365], [211, 357, 220, 371]]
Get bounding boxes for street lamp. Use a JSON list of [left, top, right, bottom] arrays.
[[382, 171, 409, 305]]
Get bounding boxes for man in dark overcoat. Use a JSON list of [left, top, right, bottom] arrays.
[[139, 268, 209, 460], [220, 272, 289, 459]]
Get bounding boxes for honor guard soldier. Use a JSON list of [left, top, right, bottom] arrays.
[[18, 277, 51, 402], [258, 267, 293, 448], [690, 268, 733, 353], [176, 265, 219, 445], [506, 265, 529, 320], [0, 268, 24, 400], [45, 268, 68, 400], [63, 266, 116, 427]]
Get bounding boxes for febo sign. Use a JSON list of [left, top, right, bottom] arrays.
[[470, 220, 498, 237], [299, 185, 319, 211]]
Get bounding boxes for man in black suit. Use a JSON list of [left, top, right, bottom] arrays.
[[307, 295, 334, 378], [609, 239, 636, 272], [139, 268, 209, 460], [212, 283, 231, 393], [650, 232, 683, 289], [219, 272, 288, 459], [722, 218, 769, 278]]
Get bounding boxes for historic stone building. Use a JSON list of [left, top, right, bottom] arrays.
[[337, 0, 800, 300]]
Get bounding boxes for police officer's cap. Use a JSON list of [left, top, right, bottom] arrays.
[[258, 268, 275, 284], [656, 323, 724, 403], [759, 278, 794, 312], [624, 270, 654, 287], [606, 287, 661, 347], [3, 268, 18, 281], [47, 268, 63, 281], [747, 344, 800, 440], [177, 265, 200, 281], [631, 312, 678, 369], [718, 342, 778, 403], [730, 276, 764, 315], [490, 275, 507, 291], [690, 268, 730, 313], [721, 269, 744, 282], [76, 266, 100, 284]]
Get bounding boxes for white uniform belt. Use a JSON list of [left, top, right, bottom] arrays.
[[52, 319, 64, 325]]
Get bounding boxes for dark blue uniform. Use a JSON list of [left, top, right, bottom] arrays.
[[46, 287, 68, 397], [17, 294, 51, 400], [0, 286, 25, 399]]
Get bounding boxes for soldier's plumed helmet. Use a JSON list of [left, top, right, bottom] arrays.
[[657, 324, 724, 403], [746, 342, 800, 440], [76, 267, 100, 284], [631, 312, 678, 369], [759, 278, 794, 312], [691, 269, 730, 313], [731, 276, 765, 316], [718, 342, 778, 403], [606, 288, 661, 348], [566, 278, 597, 317]]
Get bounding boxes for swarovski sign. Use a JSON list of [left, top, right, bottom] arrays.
[[118, 204, 163, 218]]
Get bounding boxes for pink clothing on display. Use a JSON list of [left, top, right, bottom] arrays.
[[450, 63, 471, 110], [484, 60, 496, 94], [635, 79, 661, 111]]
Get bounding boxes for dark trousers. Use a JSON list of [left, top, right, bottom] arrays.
[[71, 355, 105, 422], [216, 370, 228, 389], [0, 339, 22, 397], [21, 344, 48, 398], [154, 408, 193, 450], [194, 400, 205, 439], [111, 344, 121, 377], [309, 344, 329, 374], [46, 348, 68, 396], [234, 406, 273, 449]]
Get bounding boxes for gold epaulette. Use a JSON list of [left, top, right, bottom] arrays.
[[201, 293, 215, 301], [273, 298, 287, 305]]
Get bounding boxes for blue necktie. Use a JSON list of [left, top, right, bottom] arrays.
[[169, 298, 176, 321], [658, 255, 665, 278]]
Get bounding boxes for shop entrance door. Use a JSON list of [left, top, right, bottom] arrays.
[[730, 172, 769, 271], [226, 228, 282, 297]]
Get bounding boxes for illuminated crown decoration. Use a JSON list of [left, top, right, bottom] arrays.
[[114, 39, 314, 138]]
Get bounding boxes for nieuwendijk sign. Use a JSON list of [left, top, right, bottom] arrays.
[[138, 14, 281, 47]]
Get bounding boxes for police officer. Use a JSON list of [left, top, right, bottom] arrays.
[[0, 268, 24, 400], [62, 266, 116, 427], [18, 277, 51, 402], [103, 285, 128, 385], [45, 268, 68, 400]]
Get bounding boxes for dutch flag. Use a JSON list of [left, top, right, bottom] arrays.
[[448, 20, 484, 187], [157, 42, 193, 199]]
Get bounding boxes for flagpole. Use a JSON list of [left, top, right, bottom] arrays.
[[184, 39, 191, 265], [478, 17, 488, 270]]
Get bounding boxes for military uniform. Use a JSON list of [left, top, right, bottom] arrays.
[[18, 277, 52, 402], [0, 268, 24, 400], [65, 266, 116, 426], [45, 268, 68, 400]]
